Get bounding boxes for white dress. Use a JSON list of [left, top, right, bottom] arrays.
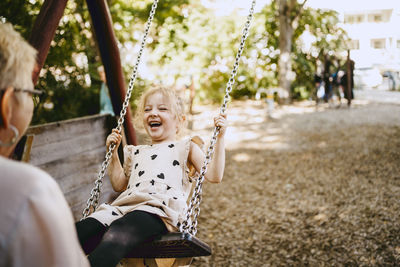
[[89, 137, 194, 231]]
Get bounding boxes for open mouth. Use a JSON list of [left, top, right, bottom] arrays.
[[149, 121, 162, 128]]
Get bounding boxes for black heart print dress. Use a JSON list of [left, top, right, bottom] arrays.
[[88, 137, 195, 231]]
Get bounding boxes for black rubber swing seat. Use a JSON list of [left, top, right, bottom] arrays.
[[126, 232, 211, 258], [83, 232, 211, 258]]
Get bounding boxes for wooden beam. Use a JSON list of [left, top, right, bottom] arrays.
[[29, 0, 69, 85], [86, 0, 137, 145]]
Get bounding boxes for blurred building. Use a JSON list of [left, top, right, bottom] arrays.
[[342, 8, 400, 71]]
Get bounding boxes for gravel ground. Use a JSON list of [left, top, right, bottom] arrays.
[[187, 99, 400, 266]]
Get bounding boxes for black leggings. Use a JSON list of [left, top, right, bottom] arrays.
[[76, 210, 168, 267]]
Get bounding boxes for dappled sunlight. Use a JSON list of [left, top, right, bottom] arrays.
[[232, 152, 251, 162], [189, 100, 400, 266], [260, 135, 281, 143], [317, 141, 327, 148]]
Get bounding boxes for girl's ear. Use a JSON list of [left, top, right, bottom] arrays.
[[1, 87, 14, 129]]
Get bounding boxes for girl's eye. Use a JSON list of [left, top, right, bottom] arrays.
[[144, 108, 151, 112]]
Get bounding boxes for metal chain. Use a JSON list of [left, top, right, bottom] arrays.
[[180, 0, 256, 235], [82, 0, 159, 219]]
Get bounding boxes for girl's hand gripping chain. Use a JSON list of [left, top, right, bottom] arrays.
[[214, 113, 227, 138], [106, 129, 127, 192], [106, 129, 123, 154]]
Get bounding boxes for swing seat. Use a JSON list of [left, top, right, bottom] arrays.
[[127, 232, 211, 258], [83, 232, 211, 258]]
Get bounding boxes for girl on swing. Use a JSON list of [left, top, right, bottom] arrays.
[[76, 86, 227, 267]]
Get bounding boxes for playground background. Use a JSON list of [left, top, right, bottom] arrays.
[[186, 94, 400, 266]]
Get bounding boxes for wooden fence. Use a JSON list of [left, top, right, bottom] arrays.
[[17, 114, 121, 220]]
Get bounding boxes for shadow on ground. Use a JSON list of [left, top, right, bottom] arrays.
[[189, 100, 400, 266]]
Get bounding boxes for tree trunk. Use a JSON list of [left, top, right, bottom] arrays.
[[29, 0, 69, 85], [278, 0, 294, 103], [87, 0, 137, 145]]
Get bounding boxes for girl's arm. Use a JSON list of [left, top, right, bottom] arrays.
[[189, 114, 227, 183], [106, 129, 128, 192]]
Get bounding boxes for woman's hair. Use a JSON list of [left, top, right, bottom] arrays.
[[134, 86, 187, 136], [0, 23, 37, 90], [0, 23, 37, 126]]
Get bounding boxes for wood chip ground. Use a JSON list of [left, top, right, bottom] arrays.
[[187, 99, 400, 266]]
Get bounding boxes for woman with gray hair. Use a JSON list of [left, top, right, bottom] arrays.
[[0, 22, 89, 267]]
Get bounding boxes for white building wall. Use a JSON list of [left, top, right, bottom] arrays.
[[342, 8, 400, 71]]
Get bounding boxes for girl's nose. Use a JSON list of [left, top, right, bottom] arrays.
[[149, 111, 158, 117]]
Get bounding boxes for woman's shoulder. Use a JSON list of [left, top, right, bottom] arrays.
[[0, 157, 61, 196]]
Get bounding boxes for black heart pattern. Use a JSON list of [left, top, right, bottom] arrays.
[[150, 179, 155, 185], [167, 185, 171, 190], [128, 192, 132, 196], [151, 154, 157, 160], [162, 201, 166, 205], [173, 160, 179, 166], [134, 163, 138, 169], [127, 185, 130, 189], [173, 197, 177, 200], [168, 144, 174, 148], [138, 171, 145, 177], [157, 173, 165, 179], [134, 149, 139, 155], [136, 183, 140, 187], [112, 211, 118, 216]]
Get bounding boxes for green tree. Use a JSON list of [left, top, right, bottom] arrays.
[[1, 0, 348, 126], [260, 1, 347, 100], [0, 0, 189, 124]]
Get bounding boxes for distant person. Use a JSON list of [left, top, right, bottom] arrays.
[[98, 65, 115, 116], [0, 22, 89, 267], [314, 73, 323, 105], [340, 60, 355, 106], [323, 57, 333, 102]]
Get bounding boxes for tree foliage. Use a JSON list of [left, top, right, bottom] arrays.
[[0, 0, 347, 124]]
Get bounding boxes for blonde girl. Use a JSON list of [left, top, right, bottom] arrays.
[[76, 87, 227, 267]]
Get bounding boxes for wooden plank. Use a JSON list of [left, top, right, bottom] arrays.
[[68, 181, 119, 220], [65, 176, 114, 205], [29, 131, 106, 166], [56, 162, 104, 195], [26, 114, 112, 147], [22, 113, 122, 220], [37, 146, 105, 180]]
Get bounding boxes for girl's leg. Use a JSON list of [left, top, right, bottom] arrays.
[[88, 210, 168, 267], [76, 217, 107, 247]]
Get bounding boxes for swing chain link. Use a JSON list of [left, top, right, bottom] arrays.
[[82, 0, 159, 219], [180, 0, 256, 235]]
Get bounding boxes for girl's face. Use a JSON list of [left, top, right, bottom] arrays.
[[142, 92, 179, 144]]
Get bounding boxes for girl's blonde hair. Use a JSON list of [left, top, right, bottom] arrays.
[[134, 86, 187, 136]]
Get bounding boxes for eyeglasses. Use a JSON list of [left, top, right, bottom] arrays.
[[13, 88, 43, 95], [0, 88, 44, 107]]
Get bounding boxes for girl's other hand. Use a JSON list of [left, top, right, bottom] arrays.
[[214, 113, 227, 137], [106, 129, 122, 151]]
